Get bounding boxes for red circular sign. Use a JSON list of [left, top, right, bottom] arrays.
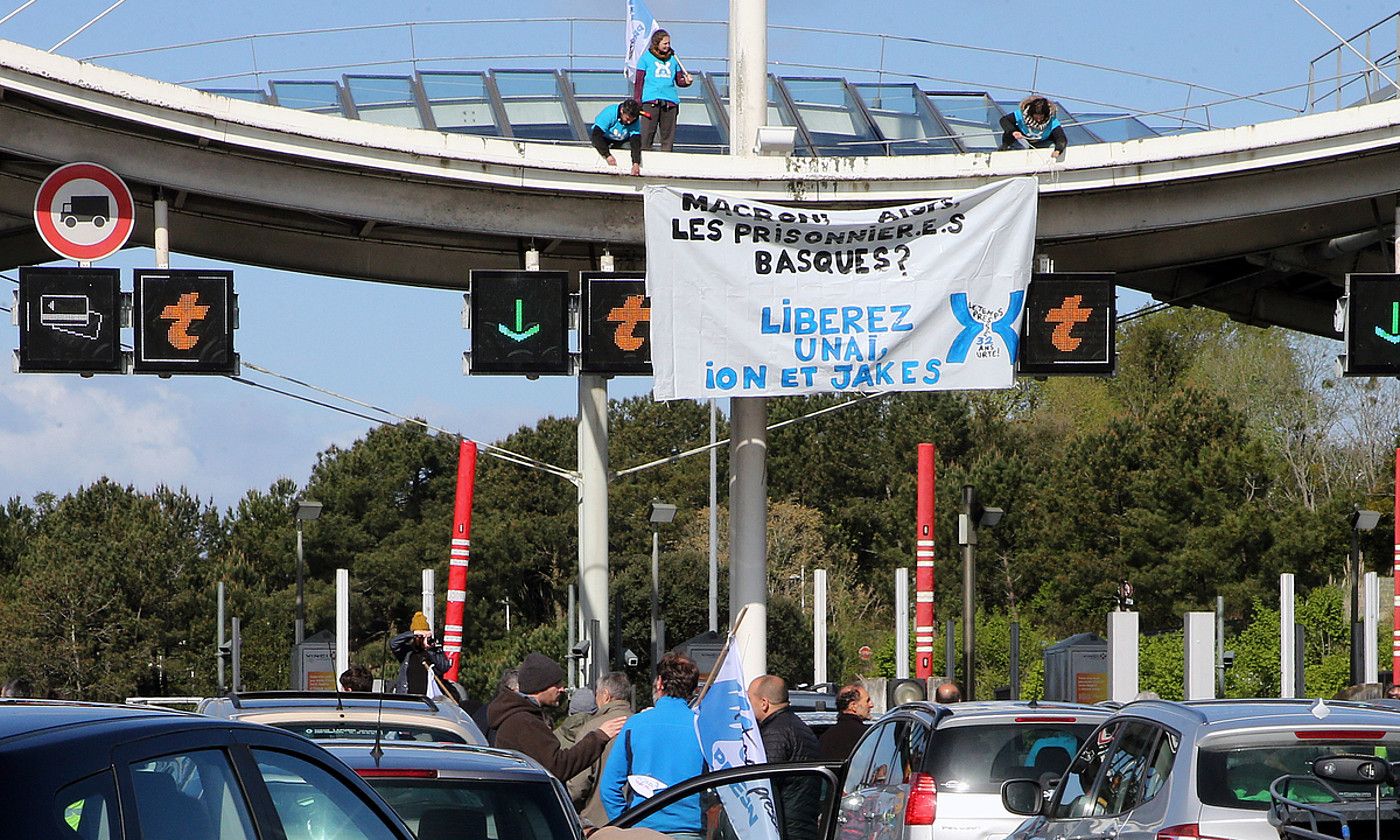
[[858, 645, 873, 661], [33, 162, 135, 262]]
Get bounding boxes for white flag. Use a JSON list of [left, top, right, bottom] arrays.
[[694, 635, 781, 840], [624, 0, 660, 79]]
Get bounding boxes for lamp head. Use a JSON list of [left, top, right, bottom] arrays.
[[648, 500, 677, 524], [296, 499, 323, 522], [1350, 508, 1381, 532]]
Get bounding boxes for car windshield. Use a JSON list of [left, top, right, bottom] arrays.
[[1198, 740, 1400, 810], [365, 778, 574, 840], [927, 723, 1098, 794], [274, 722, 466, 743]]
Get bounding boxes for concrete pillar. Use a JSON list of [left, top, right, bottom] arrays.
[[1108, 611, 1139, 703], [1281, 573, 1296, 698], [422, 569, 435, 631], [1184, 611, 1215, 700], [1365, 571, 1379, 684], [814, 569, 828, 685], [727, 0, 769, 681], [578, 374, 610, 669], [154, 195, 170, 269], [335, 569, 349, 678], [895, 568, 909, 679], [729, 397, 768, 678]]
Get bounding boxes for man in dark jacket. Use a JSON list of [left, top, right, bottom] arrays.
[[389, 611, 450, 694], [749, 674, 821, 840], [487, 652, 626, 782], [818, 682, 873, 760]]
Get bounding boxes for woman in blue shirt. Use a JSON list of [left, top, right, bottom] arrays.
[[591, 98, 643, 175], [998, 95, 1068, 158], [632, 29, 692, 152]]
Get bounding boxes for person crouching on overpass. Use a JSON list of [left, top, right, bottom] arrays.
[[998, 95, 1067, 160], [592, 98, 644, 176]]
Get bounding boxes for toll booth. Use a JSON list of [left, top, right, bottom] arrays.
[[290, 630, 337, 691], [1043, 633, 1109, 704]]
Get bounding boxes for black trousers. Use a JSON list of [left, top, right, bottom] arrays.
[[591, 127, 641, 164], [640, 100, 679, 151]]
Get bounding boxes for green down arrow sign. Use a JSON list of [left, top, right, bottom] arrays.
[[498, 298, 541, 342]]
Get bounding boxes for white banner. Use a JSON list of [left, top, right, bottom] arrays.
[[644, 179, 1039, 400], [624, 0, 660, 78], [694, 635, 780, 840]]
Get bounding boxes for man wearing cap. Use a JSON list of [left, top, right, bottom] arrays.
[[389, 611, 450, 695], [489, 652, 627, 781]]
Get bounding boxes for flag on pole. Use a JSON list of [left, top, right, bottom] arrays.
[[624, 0, 660, 78], [694, 632, 782, 840]]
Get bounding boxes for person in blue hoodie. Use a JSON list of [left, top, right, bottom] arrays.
[[600, 653, 706, 837], [632, 29, 693, 152], [591, 98, 643, 175], [998, 95, 1068, 159]]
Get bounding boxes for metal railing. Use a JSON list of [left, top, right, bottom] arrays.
[[76, 17, 1315, 133], [1307, 10, 1400, 111]]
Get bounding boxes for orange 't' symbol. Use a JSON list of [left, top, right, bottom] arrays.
[[1046, 294, 1092, 352], [607, 294, 650, 352], [160, 292, 210, 351]]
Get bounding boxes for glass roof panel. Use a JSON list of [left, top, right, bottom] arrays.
[[712, 73, 811, 155], [493, 70, 575, 141], [1071, 113, 1159, 142], [924, 93, 1003, 151], [781, 78, 882, 156], [346, 76, 423, 128], [200, 88, 268, 104], [419, 72, 497, 135], [270, 81, 344, 114], [852, 83, 961, 155]]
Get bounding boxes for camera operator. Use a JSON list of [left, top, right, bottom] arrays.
[[389, 611, 451, 695]]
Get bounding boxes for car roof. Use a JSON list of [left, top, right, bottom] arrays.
[[0, 699, 265, 752], [1112, 698, 1400, 730], [202, 692, 448, 714], [889, 700, 1113, 725], [322, 741, 553, 780]]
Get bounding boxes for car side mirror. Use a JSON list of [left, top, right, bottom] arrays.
[[1312, 754, 1395, 786], [1001, 779, 1044, 816]]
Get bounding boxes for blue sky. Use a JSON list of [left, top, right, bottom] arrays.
[[0, 1, 1387, 509]]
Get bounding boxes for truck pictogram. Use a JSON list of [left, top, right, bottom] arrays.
[[61, 195, 111, 228]]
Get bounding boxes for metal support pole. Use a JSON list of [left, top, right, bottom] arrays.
[[729, 397, 768, 678], [1365, 571, 1379, 684], [422, 569, 435, 631], [895, 568, 910, 680], [1281, 573, 1296, 698], [651, 528, 660, 680], [578, 373, 610, 669], [567, 583, 577, 689], [814, 568, 828, 685], [709, 399, 719, 633], [960, 485, 977, 701], [154, 195, 170, 269], [1216, 595, 1225, 696], [295, 521, 305, 647], [1351, 528, 1363, 686], [230, 616, 241, 693], [1294, 624, 1307, 696], [335, 569, 349, 679], [1009, 621, 1020, 701], [727, 0, 768, 679], [915, 443, 936, 679], [217, 581, 225, 691], [945, 619, 955, 679], [1184, 612, 1215, 700]]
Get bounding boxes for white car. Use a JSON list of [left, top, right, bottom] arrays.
[[198, 690, 486, 745]]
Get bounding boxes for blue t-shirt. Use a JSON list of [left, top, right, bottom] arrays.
[[593, 103, 641, 141], [636, 50, 682, 104], [1014, 107, 1062, 142]]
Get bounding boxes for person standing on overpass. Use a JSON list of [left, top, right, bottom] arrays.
[[633, 29, 692, 152]]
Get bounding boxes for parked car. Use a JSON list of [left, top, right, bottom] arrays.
[[323, 740, 584, 840], [198, 690, 486, 745], [1001, 699, 1400, 840], [0, 697, 416, 839], [837, 700, 1113, 840]]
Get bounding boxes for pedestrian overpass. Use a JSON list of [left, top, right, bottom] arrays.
[[0, 36, 1396, 338]]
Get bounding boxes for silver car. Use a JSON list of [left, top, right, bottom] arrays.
[[837, 700, 1111, 840], [198, 690, 487, 745], [1002, 699, 1400, 840]]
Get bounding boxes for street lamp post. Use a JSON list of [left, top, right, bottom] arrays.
[[1349, 507, 1381, 685], [649, 500, 678, 678], [958, 485, 1003, 702], [500, 597, 512, 633], [294, 499, 323, 647]]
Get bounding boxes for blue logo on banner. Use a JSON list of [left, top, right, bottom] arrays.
[[947, 290, 1024, 363]]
